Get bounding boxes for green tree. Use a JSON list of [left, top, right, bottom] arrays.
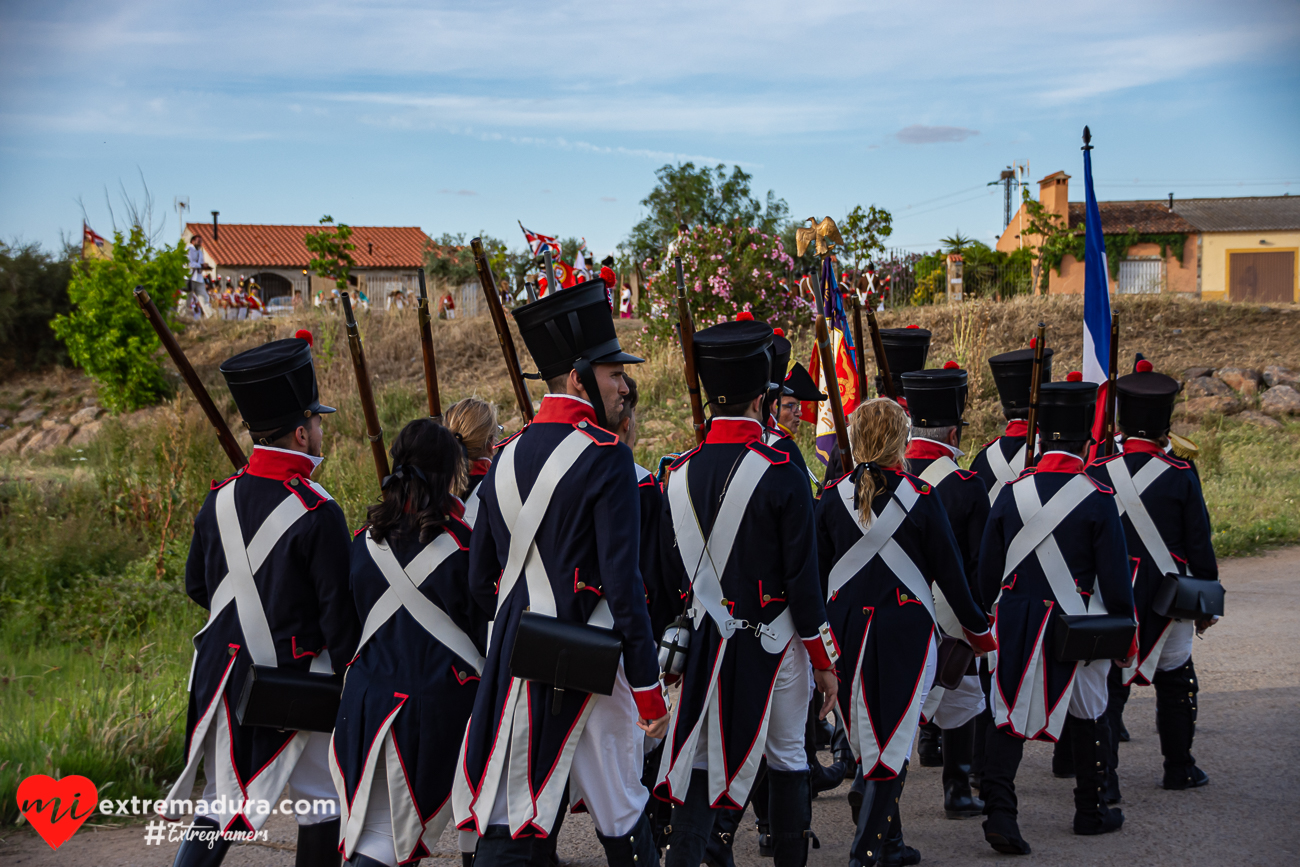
[[626, 163, 789, 269], [304, 216, 356, 292], [1020, 198, 1084, 294], [840, 205, 894, 273], [939, 231, 977, 254], [423, 232, 516, 295], [0, 240, 75, 370], [50, 226, 187, 412]]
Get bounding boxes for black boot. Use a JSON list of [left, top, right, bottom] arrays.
[[597, 811, 661, 867], [703, 805, 741, 867], [847, 772, 867, 826], [1101, 665, 1128, 803], [296, 819, 341, 867], [171, 817, 232, 867], [971, 707, 991, 796], [848, 769, 904, 867], [664, 770, 714, 867], [530, 786, 567, 867], [751, 762, 773, 858], [1069, 714, 1124, 836], [346, 855, 391, 867], [941, 719, 984, 819], [805, 701, 846, 797], [476, 825, 535, 867], [767, 768, 818, 867], [1051, 715, 1074, 778], [980, 726, 1030, 855], [462, 853, 476, 867], [916, 722, 942, 768], [1154, 658, 1210, 790], [879, 795, 920, 867]]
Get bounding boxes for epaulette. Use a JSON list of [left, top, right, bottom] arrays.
[[1155, 451, 1191, 470], [954, 468, 979, 480], [746, 440, 790, 465], [574, 421, 618, 446], [445, 519, 472, 551], [210, 467, 246, 490], [495, 426, 527, 450], [824, 470, 852, 489], [1091, 453, 1124, 466], [353, 524, 368, 539], [1085, 476, 1115, 494], [893, 469, 933, 494], [283, 475, 328, 510], [667, 445, 702, 472], [1007, 468, 1038, 485], [981, 435, 1001, 450]]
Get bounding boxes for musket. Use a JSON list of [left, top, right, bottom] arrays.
[[815, 314, 854, 476], [850, 291, 869, 405], [675, 256, 706, 444], [415, 267, 442, 418], [543, 249, 559, 293], [472, 237, 535, 422], [865, 306, 896, 401], [341, 292, 390, 485], [133, 285, 247, 470], [1024, 322, 1047, 469], [1101, 312, 1120, 457]]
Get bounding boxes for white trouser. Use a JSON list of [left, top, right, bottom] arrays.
[[909, 635, 939, 751], [930, 674, 986, 730], [489, 665, 648, 838], [198, 729, 338, 826], [764, 639, 813, 773], [354, 769, 476, 866], [1067, 660, 1111, 720], [1156, 620, 1195, 671]]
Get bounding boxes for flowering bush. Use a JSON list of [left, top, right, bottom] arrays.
[[639, 224, 812, 339]]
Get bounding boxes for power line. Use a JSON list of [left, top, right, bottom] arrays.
[[896, 184, 990, 211], [891, 190, 998, 221]]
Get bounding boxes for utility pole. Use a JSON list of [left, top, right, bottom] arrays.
[[174, 196, 189, 239]]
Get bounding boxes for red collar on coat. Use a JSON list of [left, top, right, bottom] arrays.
[[905, 438, 957, 461], [534, 394, 598, 426], [246, 446, 318, 481], [1035, 452, 1085, 473], [470, 457, 493, 476], [1004, 419, 1029, 438], [1120, 437, 1164, 457], [706, 417, 764, 445]]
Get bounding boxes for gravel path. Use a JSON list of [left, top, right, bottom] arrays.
[[4, 547, 1297, 866]]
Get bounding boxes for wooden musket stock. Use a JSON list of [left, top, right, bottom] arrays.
[[850, 293, 869, 405], [341, 293, 390, 485], [1101, 312, 1119, 457], [472, 237, 535, 422], [1024, 322, 1047, 469], [675, 256, 706, 444], [815, 314, 854, 475], [133, 286, 247, 470], [865, 307, 896, 400], [415, 267, 443, 418]]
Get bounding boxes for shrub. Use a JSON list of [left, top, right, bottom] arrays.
[[0, 240, 74, 371], [50, 226, 187, 412]]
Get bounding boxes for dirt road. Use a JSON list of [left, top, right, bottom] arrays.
[[4, 547, 1297, 866]]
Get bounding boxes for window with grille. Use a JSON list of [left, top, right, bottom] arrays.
[[1228, 250, 1296, 303], [1118, 259, 1163, 294]]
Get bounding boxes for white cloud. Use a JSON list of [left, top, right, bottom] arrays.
[[896, 125, 980, 144]]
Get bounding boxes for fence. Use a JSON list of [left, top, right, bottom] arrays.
[[872, 249, 1033, 307]]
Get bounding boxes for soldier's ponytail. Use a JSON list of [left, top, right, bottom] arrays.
[[847, 399, 910, 527], [366, 418, 467, 545]]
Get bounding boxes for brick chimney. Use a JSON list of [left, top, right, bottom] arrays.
[[1038, 171, 1071, 221]]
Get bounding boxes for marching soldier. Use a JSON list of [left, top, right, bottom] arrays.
[[1087, 360, 1217, 794], [442, 396, 500, 522], [977, 376, 1135, 855], [452, 280, 669, 867], [163, 334, 359, 867], [818, 398, 994, 867], [654, 317, 839, 867], [969, 346, 1055, 503], [901, 365, 991, 821], [331, 420, 487, 867]]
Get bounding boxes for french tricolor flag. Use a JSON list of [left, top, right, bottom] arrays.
[[1080, 127, 1112, 455]]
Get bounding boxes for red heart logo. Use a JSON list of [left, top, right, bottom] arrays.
[[16, 774, 98, 850]]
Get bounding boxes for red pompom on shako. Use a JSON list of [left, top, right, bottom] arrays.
[[906, 324, 919, 329], [294, 329, 314, 348], [599, 265, 616, 289], [1135, 359, 1154, 373], [735, 311, 755, 321], [1066, 371, 1083, 382], [773, 327, 784, 337], [1030, 337, 1038, 349], [943, 360, 960, 369]]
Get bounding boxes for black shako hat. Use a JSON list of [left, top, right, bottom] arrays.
[[219, 337, 336, 432], [785, 361, 827, 402], [900, 368, 968, 428], [1036, 381, 1098, 444], [693, 320, 774, 407], [989, 347, 1055, 414], [873, 327, 931, 395], [512, 279, 643, 429], [1116, 370, 1181, 438]]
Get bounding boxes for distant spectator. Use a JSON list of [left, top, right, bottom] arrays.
[[439, 291, 456, 319], [187, 236, 211, 317]]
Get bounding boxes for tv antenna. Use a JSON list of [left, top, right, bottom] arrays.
[[174, 196, 190, 238]]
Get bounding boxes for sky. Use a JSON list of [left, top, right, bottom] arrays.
[[1, 0, 1298, 260]]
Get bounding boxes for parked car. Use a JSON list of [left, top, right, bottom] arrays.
[[265, 296, 294, 317]]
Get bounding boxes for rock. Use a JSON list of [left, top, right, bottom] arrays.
[[21, 424, 75, 455], [14, 406, 44, 425], [1181, 396, 1243, 419], [0, 428, 33, 455], [1216, 367, 1263, 396], [1263, 365, 1298, 389], [1184, 376, 1233, 398], [1183, 366, 1213, 380], [69, 406, 103, 426], [68, 421, 102, 447], [41, 418, 65, 430], [1261, 385, 1300, 417], [1238, 410, 1283, 430]]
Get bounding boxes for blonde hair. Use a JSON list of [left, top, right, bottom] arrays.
[[847, 398, 910, 527], [443, 398, 499, 461]]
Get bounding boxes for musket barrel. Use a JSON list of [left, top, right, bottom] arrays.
[[133, 286, 247, 470], [415, 267, 442, 418], [341, 292, 391, 485], [865, 307, 896, 401], [851, 292, 868, 405], [675, 256, 706, 444], [472, 237, 535, 422], [815, 314, 854, 475], [1024, 322, 1047, 469]]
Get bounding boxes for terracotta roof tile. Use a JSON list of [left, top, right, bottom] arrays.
[[1172, 196, 1300, 232], [1067, 201, 1198, 234], [186, 223, 431, 268]]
